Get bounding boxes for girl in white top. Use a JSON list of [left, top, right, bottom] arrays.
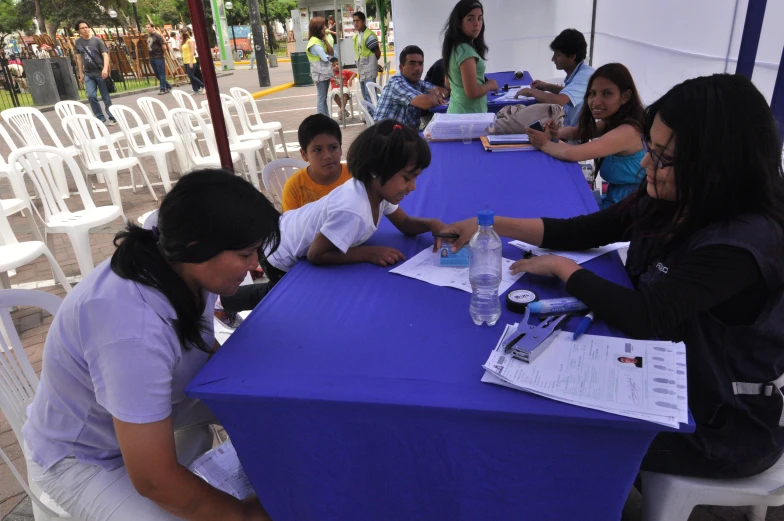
[[264, 119, 449, 278]]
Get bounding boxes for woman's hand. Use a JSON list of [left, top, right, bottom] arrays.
[[485, 78, 499, 92], [526, 126, 550, 149], [433, 218, 478, 252], [545, 120, 560, 141], [509, 255, 581, 281]]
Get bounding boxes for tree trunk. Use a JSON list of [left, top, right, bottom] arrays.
[[46, 20, 59, 41], [33, 0, 46, 38]]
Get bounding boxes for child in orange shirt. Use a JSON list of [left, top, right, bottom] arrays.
[[281, 114, 353, 212]]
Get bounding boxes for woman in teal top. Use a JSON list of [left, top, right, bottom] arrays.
[[441, 0, 497, 114], [527, 63, 646, 209]]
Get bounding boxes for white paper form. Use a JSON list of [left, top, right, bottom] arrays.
[[510, 240, 630, 265], [189, 441, 255, 499], [389, 247, 523, 295], [482, 325, 688, 427], [493, 86, 532, 102]]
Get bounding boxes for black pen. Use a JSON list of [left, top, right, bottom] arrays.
[[521, 249, 534, 259], [432, 232, 460, 239]]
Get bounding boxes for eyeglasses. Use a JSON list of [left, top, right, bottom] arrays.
[[641, 136, 674, 169]]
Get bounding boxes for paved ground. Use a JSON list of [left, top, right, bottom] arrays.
[[0, 62, 781, 521]]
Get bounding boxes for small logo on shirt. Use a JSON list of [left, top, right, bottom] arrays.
[[656, 262, 669, 274]]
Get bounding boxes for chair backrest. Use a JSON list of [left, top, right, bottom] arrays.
[[0, 288, 63, 442], [214, 95, 244, 143], [109, 105, 154, 153], [230, 87, 265, 128], [167, 108, 218, 165], [61, 114, 123, 167], [261, 158, 307, 206], [0, 122, 18, 171], [383, 61, 391, 86], [53, 101, 91, 122], [359, 100, 375, 127], [137, 96, 172, 142], [1, 107, 66, 149], [366, 81, 383, 107], [172, 90, 201, 112], [9, 145, 96, 222]]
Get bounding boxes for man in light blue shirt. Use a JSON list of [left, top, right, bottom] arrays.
[[515, 29, 595, 128]]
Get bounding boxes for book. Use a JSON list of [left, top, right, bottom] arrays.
[[479, 135, 536, 152]]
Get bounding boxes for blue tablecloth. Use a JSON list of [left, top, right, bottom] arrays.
[[431, 70, 536, 114], [187, 142, 690, 521]]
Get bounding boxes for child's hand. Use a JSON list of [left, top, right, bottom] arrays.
[[526, 126, 550, 149], [365, 246, 406, 267]]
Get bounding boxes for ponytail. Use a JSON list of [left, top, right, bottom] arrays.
[[347, 119, 431, 186], [111, 225, 209, 352], [110, 169, 281, 353]]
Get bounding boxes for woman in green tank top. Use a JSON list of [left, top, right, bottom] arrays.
[[441, 0, 498, 114]]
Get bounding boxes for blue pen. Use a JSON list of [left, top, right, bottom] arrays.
[[573, 312, 595, 340]]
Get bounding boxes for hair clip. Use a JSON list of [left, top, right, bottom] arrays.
[[393, 124, 402, 131]]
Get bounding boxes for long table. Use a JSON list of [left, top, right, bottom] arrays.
[[431, 70, 537, 114], [187, 142, 688, 521]]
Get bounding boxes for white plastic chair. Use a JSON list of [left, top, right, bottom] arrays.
[[109, 105, 176, 192], [365, 81, 383, 108], [329, 86, 354, 120], [167, 108, 240, 172], [229, 87, 290, 158], [1, 107, 81, 198], [383, 61, 391, 86], [137, 97, 187, 174], [9, 146, 123, 277], [0, 288, 73, 519], [62, 114, 157, 218], [172, 89, 210, 120], [54, 101, 128, 156], [219, 94, 277, 161], [261, 158, 307, 208], [0, 123, 29, 221], [205, 97, 268, 189], [641, 457, 784, 521], [359, 100, 375, 127], [0, 208, 71, 292]]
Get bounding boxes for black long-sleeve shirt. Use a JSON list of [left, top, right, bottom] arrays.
[[540, 208, 767, 340]]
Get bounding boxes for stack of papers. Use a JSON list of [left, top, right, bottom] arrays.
[[423, 113, 496, 141], [189, 440, 255, 499], [510, 240, 630, 264], [482, 326, 688, 428], [389, 247, 523, 295]]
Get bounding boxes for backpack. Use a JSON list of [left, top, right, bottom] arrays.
[[490, 104, 565, 135]]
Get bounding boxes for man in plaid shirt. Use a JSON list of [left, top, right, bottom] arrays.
[[374, 45, 449, 128]]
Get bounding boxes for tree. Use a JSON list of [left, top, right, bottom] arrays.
[[0, 0, 33, 48], [267, 0, 295, 26]]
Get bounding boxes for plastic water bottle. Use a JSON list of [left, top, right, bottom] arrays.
[[469, 210, 503, 326]]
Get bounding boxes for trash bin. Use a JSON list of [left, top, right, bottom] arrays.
[[291, 52, 313, 87]]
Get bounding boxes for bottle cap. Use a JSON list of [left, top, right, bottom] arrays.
[[527, 301, 543, 313], [477, 209, 494, 226], [506, 289, 538, 313]]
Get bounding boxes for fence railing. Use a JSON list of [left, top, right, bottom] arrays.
[[1, 32, 187, 110]]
